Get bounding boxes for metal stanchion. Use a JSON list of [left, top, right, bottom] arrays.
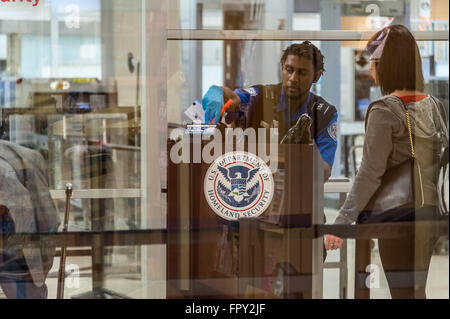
[[56, 183, 72, 299]]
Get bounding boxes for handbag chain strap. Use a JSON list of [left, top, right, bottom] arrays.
[[384, 96, 415, 157], [400, 97, 425, 207], [404, 108, 415, 158]]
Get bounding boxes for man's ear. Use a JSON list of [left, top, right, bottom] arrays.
[[313, 71, 322, 83], [279, 63, 284, 79]]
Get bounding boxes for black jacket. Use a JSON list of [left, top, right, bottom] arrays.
[[243, 83, 337, 141]]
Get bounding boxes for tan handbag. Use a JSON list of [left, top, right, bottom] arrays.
[[364, 100, 424, 212]]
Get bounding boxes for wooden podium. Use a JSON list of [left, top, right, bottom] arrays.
[[238, 144, 324, 299], [166, 134, 324, 299]]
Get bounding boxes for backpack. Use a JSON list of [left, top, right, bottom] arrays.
[[431, 97, 449, 216], [437, 146, 449, 216]]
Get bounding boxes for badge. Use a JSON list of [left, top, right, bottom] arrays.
[[204, 151, 274, 221], [327, 122, 338, 141], [243, 87, 257, 96]]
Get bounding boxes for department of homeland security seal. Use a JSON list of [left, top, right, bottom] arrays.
[[204, 151, 274, 221]]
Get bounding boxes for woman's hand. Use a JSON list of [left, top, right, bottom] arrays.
[[325, 234, 344, 250]]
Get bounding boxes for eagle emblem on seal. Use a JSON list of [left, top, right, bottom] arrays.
[[216, 165, 261, 207]]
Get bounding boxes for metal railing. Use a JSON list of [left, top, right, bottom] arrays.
[[167, 29, 449, 41]]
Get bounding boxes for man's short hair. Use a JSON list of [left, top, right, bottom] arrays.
[[280, 41, 325, 73]]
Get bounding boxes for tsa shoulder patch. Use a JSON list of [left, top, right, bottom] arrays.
[[327, 121, 338, 141], [243, 87, 258, 96]]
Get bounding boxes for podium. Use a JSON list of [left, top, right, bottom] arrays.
[[238, 144, 324, 298], [166, 131, 324, 298]]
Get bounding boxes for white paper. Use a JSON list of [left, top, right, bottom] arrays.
[[184, 100, 205, 124]]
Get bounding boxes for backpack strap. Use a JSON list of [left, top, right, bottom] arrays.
[[251, 84, 282, 128], [429, 96, 449, 147], [307, 94, 337, 136]]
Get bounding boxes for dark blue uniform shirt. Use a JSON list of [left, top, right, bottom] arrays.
[[234, 86, 338, 167]]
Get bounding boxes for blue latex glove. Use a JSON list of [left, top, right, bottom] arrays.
[[202, 85, 224, 124]]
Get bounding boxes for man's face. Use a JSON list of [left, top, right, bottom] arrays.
[[281, 55, 320, 100]]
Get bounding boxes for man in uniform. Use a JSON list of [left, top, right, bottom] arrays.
[[202, 42, 338, 290], [202, 41, 338, 181]]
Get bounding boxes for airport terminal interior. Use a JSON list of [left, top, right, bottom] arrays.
[[0, 0, 448, 299]]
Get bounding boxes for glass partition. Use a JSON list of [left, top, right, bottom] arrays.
[[0, 0, 448, 300]]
